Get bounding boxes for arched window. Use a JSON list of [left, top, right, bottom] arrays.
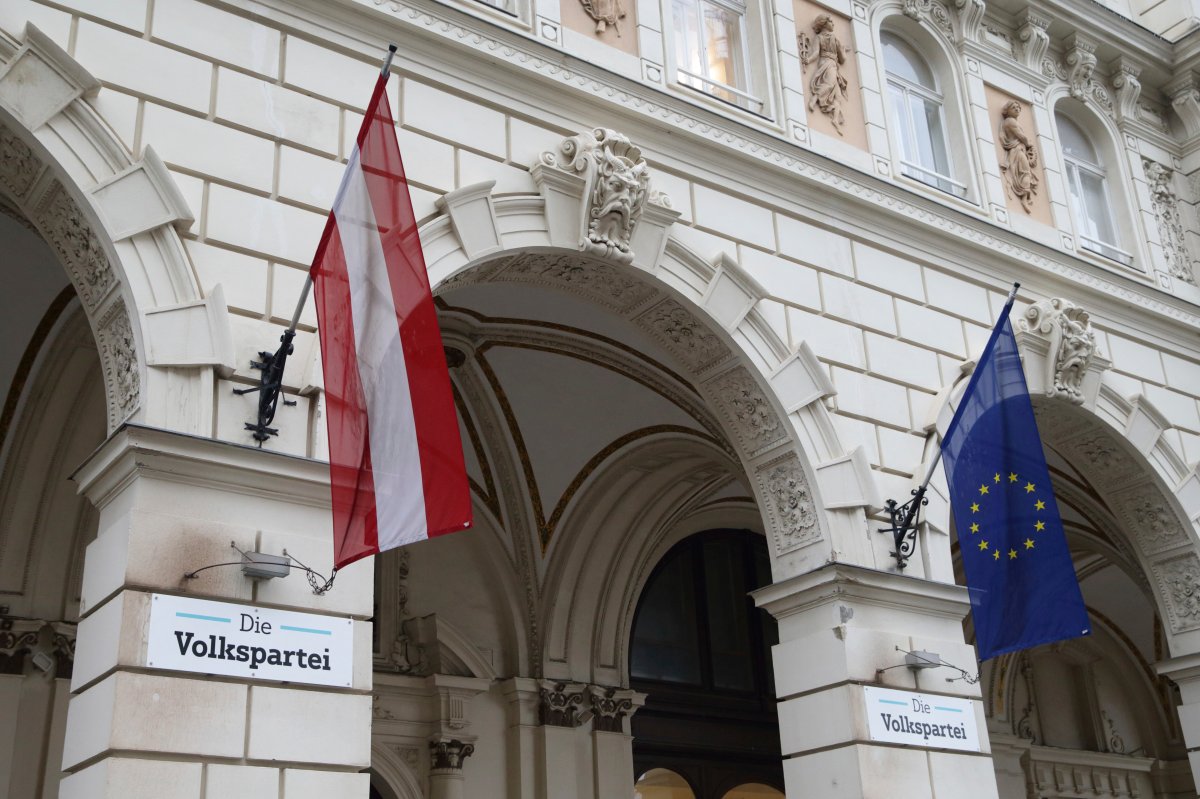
[[881, 31, 964, 198], [630, 530, 782, 798], [1055, 112, 1131, 266]]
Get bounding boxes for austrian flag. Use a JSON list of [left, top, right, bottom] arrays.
[[310, 67, 471, 570]]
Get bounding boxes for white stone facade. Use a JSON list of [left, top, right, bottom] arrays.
[[1, 0, 1200, 796]]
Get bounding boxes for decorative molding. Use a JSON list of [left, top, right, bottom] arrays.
[[429, 739, 475, 771], [1166, 74, 1200, 140], [756, 452, 821, 556], [1144, 160, 1195, 285], [538, 680, 589, 727], [33, 182, 117, 313], [492, 251, 657, 314], [1111, 482, 1191, 556], [1153, 553, 1200, 633], [1017, 298, 1101, 405], [953, 0, 986, 43], [0, 125, 41, 199], [587, 685, 638, 732]]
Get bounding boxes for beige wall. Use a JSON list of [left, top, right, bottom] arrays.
[[984, 84, 1053, 226]]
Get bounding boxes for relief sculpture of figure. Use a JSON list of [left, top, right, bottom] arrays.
[[804, 15, 849, 135], [580, 0, 626, 36], [999, 100, 1039, 213]]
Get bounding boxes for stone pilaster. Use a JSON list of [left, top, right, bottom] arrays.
[[59, 425, 374, 798], [588, 685, 644, 799], [1156, 654, 1200, 790], [754, 563, 1000, 798]]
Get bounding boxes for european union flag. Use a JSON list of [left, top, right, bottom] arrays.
[[941, 294, 1090, 661]]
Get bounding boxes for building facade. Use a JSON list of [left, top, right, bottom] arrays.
[[2, 0, 1200, 796]]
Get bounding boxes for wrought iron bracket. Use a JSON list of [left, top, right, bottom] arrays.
[[233, 329, 298, 446], [878, 485, 929, 570]]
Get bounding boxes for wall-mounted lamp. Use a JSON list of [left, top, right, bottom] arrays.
[[904, 650, 942, 670]]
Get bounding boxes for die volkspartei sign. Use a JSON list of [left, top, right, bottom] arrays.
[[863, 686, 981, 752], [147, 594, 353, 688]]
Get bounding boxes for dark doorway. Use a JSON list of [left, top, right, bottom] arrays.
[[630, 530, 783, 797]]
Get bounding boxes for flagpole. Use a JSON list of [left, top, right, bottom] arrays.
[[233, 43, 399, 447], [879, 281, 1020, 569], [283, 43, 398, 338]]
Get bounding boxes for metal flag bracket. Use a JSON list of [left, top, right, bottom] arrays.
[[877, 281, 1021, 570]]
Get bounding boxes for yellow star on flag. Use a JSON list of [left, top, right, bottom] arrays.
[[1035, 499, 1045, 511], [1035, 520, 1046, 531], [994, 473, 1001, 483], [978, 540, 989, 551], [969, 522, 979, 534], [1009, 473, 1018, 483], [1024, 482, 1035, 493], [971, 503, 979, 513], [1009, 549, 1017, 559], [1024, 538, 1035, 549], [979, 484, 989, 495], [992, 550, 1000, 560]]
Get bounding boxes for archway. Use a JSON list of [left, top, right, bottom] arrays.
[[917, 296, 1200, 796]]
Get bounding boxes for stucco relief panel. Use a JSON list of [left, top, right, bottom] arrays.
[[561, 0, 638, 56], [795, 2, 867, 149], [755, 451, 821, 556], [1110, 482, 1191, 557], [705, 366, 788, 458], [1152, 553, 1200, 633], [491, 252, 657, 314], [635, 296, 731, 373], [984, 87, 1052, 224]]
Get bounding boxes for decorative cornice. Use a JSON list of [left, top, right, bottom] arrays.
[[220, 0, 1200, 341]]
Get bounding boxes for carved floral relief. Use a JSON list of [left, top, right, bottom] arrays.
[[1144, 160, 1196, 284]]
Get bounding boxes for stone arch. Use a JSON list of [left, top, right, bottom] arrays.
[[421, 128, 882, 590], [0, 23, 231, 434], [369, 742, 423, 799], [917, 295, 1200, 658]]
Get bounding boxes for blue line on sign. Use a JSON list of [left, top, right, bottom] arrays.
[[878, 699, 908, 706], [280, 625, 332, 635], [176, 612, 231, 623], [934, 706, 963, 713]]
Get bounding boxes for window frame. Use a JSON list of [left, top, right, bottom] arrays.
[[1056, 112, 1133, 267], [667, 0, 770, 116], [881, 30, 966, 199]]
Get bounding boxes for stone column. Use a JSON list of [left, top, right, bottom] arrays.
[[429, 739, 475, 799], [59, 426, 373, 798], [754, 563, 1000, 799], [536, 680, 590, 797], [588, 685, 644, 799]]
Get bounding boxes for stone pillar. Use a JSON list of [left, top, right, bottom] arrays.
[[58, 426, 374, 798], [754, 563, 999, 799], [536, 680, 589, 797], [1156, 653, 1200, 788], [429, 739, 475, 799], [501, 677, 540, 799], [588, 685, 644, 799]]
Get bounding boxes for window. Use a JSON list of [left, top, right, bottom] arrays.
[[1055, 113, 1132, 267], [630, 531, 782, 798], [672, 0, 761, 112], [882, 32, 964, 198]]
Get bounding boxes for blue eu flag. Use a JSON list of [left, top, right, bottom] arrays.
[[941, 297, 1090, 661]]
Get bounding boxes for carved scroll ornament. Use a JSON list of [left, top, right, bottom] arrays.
[[1018, 298, 1097, 405], [1144, 160, 1196, 284], [540, 129, 651, 264]]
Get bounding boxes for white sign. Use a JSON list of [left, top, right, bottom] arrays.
[[863, 686, 980, 752], [148, 594, 353, 688]]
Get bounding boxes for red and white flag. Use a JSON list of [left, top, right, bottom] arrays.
[[310, 70, 471, 570]]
